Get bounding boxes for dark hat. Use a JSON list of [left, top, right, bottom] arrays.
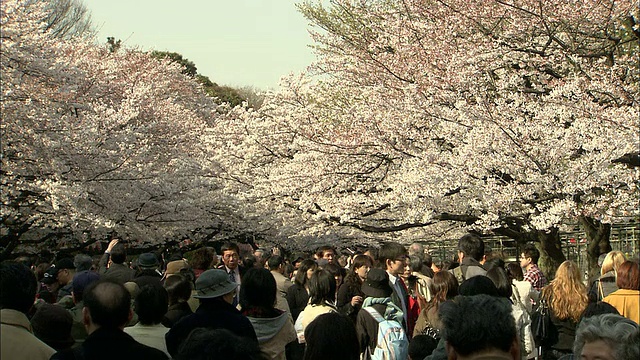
[[138, 253, 159, 268], [42, 266, 58, 285], [194, 269, 237, 299], [55, 258, 75, 270], [362, 268, 393, 298], [31, 303, 75, 350], [73, 254, 93, 272], [72, 270, 100, 295]]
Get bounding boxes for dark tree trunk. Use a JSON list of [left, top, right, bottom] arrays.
[[579, 215, 611, 280], [536, 227, 565, 281]]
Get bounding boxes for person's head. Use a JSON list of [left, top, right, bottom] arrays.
[[191, 246, 218, 271], [363, 247, 379, 267], [83, 280, 132, 330], [506, 262, 524, 281], [481, 245, 493, 265], [31, 302, 75, 350], [193, 269, 238, 305], [486, 267, 513, 299], [176, 327, 266, 360], [0, 261, 37, 314], [457, 234, 485, 262], [615, 260, 640, 290], [350, 254, 373, 282], [440, 294, 519, 359], [137, 252, 160, 271], [601, 251, 626, 276], [55, 258, 76, 286], [519, 243, 540, 269], [316, 245, 337, 265], [361, 268, 393, 299], [164, 273, 192, 305], [323, 263, 344, 289], [546, 260, 588, 322], [378, 242, 408, 276], [409, 335, 439, 360], [408, 242, 425, 259], [134, 284, 169, 325], [573, 313, 639, 360], [74, 254, 93, 272], [220, 242, 240, 270], [580, 301, 620, 320], [458, 275, 499, 297], [303, 312, 359, 360], [483, 257, 505, 272], [240, 267, 277, 311], [429, 270, 459, 305], [110, 242, 127, 264], [72, 270, 100, 303], [294, 259, 318, 287], [308, 269, 336, 305], [267, 254, 285, 272], [409, 255, 424, 273]]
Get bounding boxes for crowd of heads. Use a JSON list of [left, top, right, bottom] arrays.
[[2, 235, 639, 360]]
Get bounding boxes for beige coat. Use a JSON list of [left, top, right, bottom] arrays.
[[1, 309, 56, 360]]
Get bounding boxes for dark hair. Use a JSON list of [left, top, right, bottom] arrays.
[[267, 255, 284, 270], [243, 255, 257, 269], [440, 295, 516, 356], [458, 275, 499, 297], [0, 261, 37, 313], [364, 247, 378, 262], [191, 247, 217, 271], [343, 254, 372, 287], [176, 328, 266, 360], [581, 301, 620, 320], [521, 244, 540, 264], [220, 242, 240, 255], [303, 312, 359, 360], [616, 261, 640, 290], [486, 267, 513, 299], [316, 245, 336, 258], [323, 263, 344, 280], [409, 335, 439, 360], [164, 274, 192, 305], [110, 243, 127, 264], [294, 259, 318, 287], [484, 258, 505, 272], [423, 253, 433, 268], [308, 270, 336, 305], [409, 255, 424, 273], [506, 262, 524, 281], [83, 280, 131, 328], [240, 268, 277, 312], [457, 234, 485, 261], [134, 284, 169, 325], [378, 242, 407, 269]]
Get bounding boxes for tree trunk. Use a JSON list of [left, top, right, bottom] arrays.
[[579, 215, 612, 281], [535, 227, 565, 281]]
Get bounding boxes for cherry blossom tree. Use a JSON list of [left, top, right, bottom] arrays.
[[212, 0, 639, 274], [1, 0, 252, 259]]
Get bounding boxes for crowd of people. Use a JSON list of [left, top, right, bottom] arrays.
[[1, 235, 638, 360]]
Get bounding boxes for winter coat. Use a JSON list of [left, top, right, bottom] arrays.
[[247, 311, 297, 360]]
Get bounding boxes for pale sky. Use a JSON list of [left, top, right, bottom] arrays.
[[84, 0, 316, 90]]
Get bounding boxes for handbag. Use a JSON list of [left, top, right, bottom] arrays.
[[530, 298, 558, 347]]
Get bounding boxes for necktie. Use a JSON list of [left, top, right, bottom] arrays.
[[229, 270, 238, 307]]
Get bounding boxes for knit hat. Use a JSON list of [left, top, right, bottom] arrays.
[[193, 269, 237, 299], [361, 268, 393, 298], [72, 270, 100, 297], [31, 303, 75, 350]]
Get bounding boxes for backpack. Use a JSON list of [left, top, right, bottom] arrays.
[[453, 266, 465, 284], [363, 307, 409, 360]]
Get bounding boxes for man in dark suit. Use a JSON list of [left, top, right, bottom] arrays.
[[217, 242, 245, 307], [50, 280, 167, 360], [98, 239, 135, 284]]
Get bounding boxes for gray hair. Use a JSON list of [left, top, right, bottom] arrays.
[[573, 313, 639, 360]]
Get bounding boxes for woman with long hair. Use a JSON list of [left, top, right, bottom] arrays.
[[603, 260, 640, 323], [240, 268, 296, 360], [588, 250, 626, 302], [286, 259, 318, 323], [337, 255, 372, 323], [295, 270, 338, 344], [412, 270, 458, 339], [539, 260, 588, 360]]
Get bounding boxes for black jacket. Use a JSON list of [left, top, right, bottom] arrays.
[[165, 298, 258, 358], [162, 301, 193, 328], [337, 276, 364, 323], [50, 327, 167, 360], [98, 254, 135, 284], [285, 284, 309, 322]]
